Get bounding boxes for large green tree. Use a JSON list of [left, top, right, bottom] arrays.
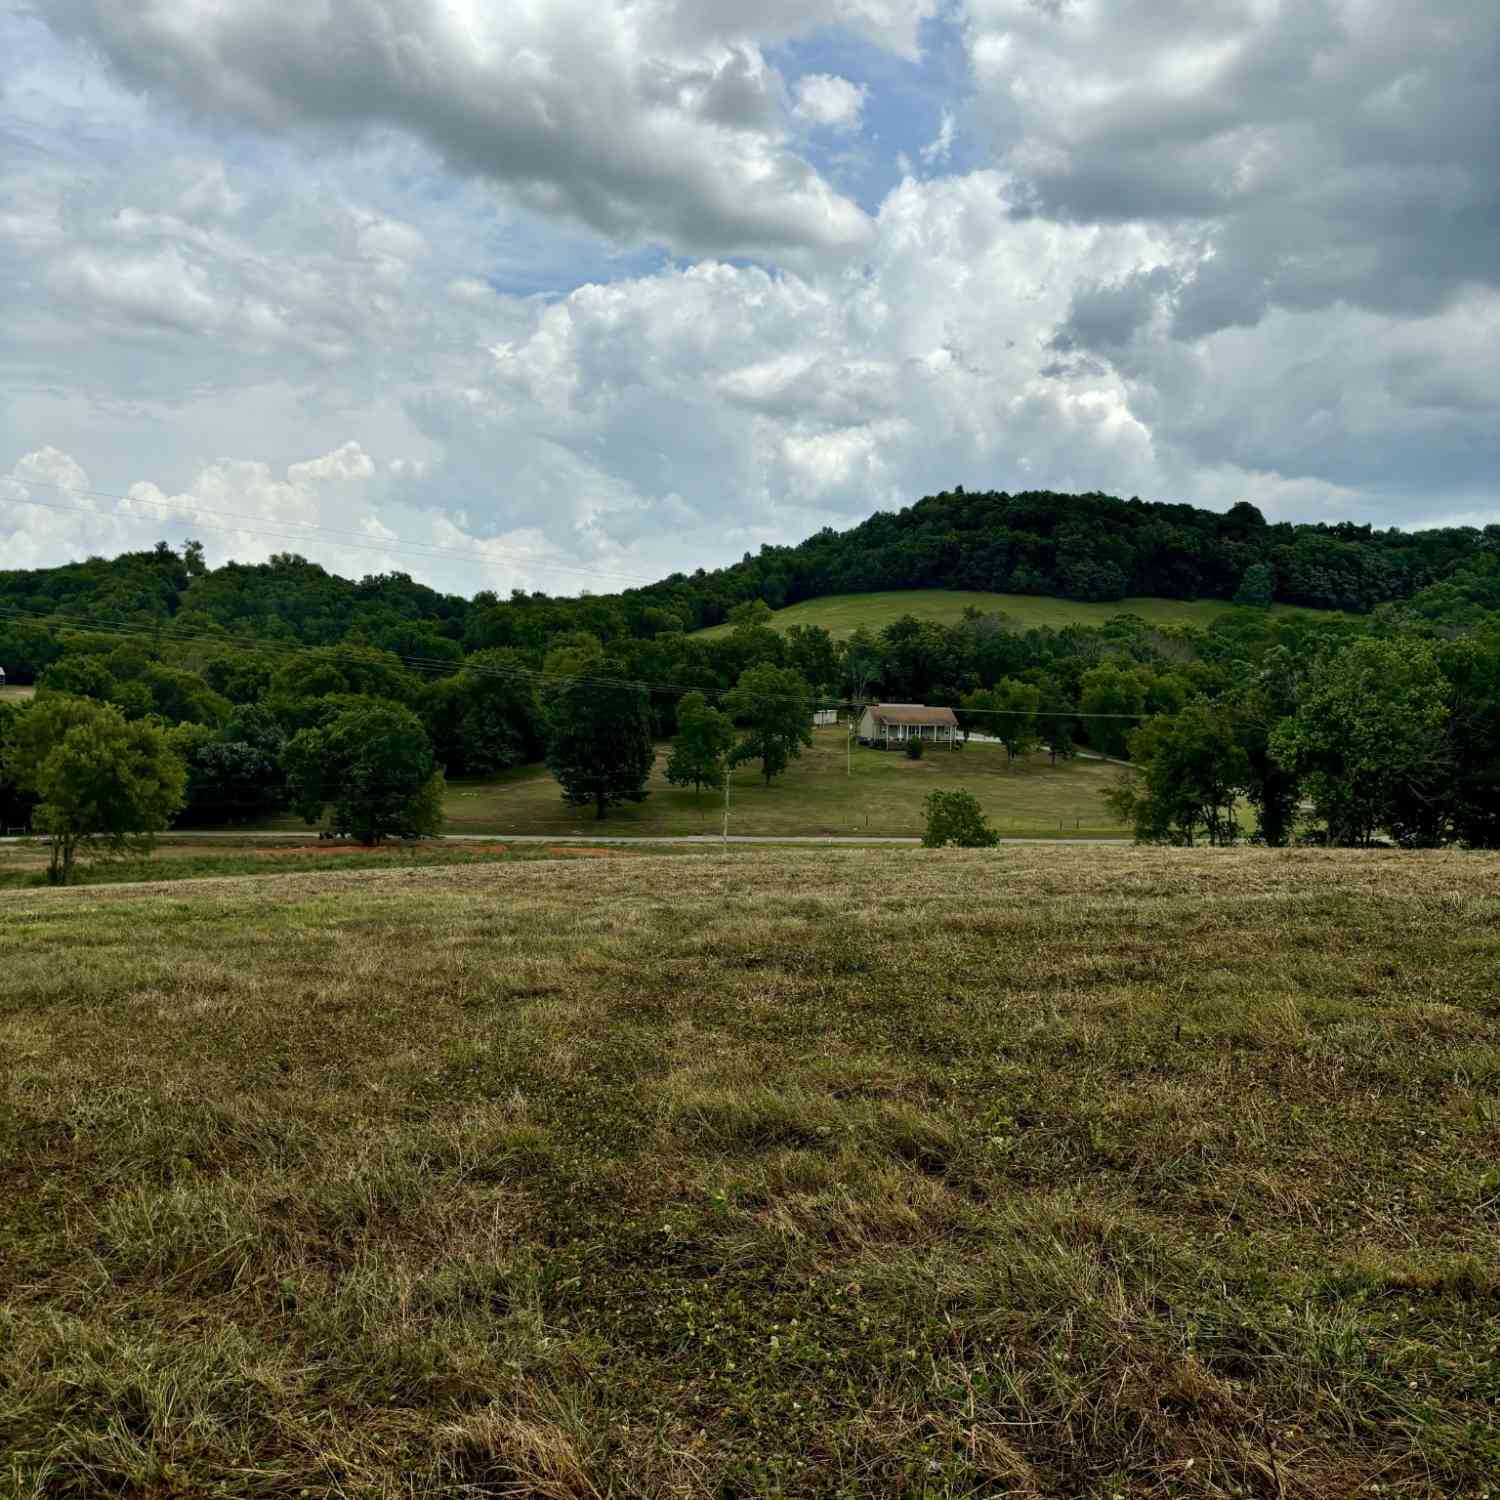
[[839, 626, 884, 706], [1078, 664, 1147, 758], [420, 648, 544, 778], [171, 704, 288, 825], [2, 694, 187, 883], [545, 666, 654, 819], [785, 625, 839, 693], [1439, 632, 1500, 848], [1106, 706, 1249, 846], [666, 691, 735, 798], [956, 687, 996, 744], [1230, 647, 1302, 846], [1270, 637, 1450, 847], [1036, 678, 1078, 766], [283, 701, 444, 843], [0, 702, 38, 833], [722, 663, 813, 786], [993, 678, 1042, 765]]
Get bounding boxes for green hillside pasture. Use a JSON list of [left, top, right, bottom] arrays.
[[2, 847, 1497, 1496], [427, 727, 1131, 838], [0, 683, 36, 703], [695, 589, 1324, 639]]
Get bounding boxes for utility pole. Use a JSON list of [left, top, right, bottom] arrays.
[[722, 761, 731, 846]]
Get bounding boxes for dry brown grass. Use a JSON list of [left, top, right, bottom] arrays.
[[2, 847, 1497, 1497]]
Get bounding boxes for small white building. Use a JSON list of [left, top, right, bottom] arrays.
[[812, 707, 839, 727], [0, 665, 6, 687], [858, 702, 960, 750]]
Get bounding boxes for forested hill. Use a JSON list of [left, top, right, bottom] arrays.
[[3, 490, 1500, 666]]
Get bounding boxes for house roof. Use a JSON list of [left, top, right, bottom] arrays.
[[869, 703, 958, 727]]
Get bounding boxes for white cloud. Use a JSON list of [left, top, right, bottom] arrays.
[[288, 443, 377, 485], [920, 110, 956, 165], [10, 447, 90, 497], [40, 0, 900, 262], [793, 74, 869, 132]]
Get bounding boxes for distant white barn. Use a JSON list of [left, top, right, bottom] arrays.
[[858, 703, 960, 750], [812, 707, 839, 727]]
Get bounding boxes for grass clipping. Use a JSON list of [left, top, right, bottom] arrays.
[[1, 845, 1498, 1496]]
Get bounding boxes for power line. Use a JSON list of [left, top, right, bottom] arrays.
[[0, 601, 1153, 720]]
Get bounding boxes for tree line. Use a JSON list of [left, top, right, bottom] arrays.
[[5, 490, 1499, 667]]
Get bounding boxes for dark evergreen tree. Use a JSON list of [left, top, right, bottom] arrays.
[[545, 666, 654, 819]]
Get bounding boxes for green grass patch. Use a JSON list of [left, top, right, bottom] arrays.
[[693, 589, 1331, 640], [422, 728, 1133, 839], [2, 847, 1497, 1495]]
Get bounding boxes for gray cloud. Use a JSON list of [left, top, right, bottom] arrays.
[[34, 0, 919, 260], [967, 0, 1500, 333]]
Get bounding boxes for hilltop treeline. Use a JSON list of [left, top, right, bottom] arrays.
[[4, 491, 1499, 667]]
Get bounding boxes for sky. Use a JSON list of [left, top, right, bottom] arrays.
[[1, 0, 1496, 599]]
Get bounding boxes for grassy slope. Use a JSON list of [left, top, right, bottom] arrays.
[[0, 683, 36, 703], [2, 848, 1496, 1497], [428, 727, 1130, 838], [694, 589, 1325, 640]]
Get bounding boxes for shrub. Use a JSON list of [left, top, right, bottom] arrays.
[[922, 789, 998, 848], [905, 736, 924, 760]]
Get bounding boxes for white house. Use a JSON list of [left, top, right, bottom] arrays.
[[858, 703, 960, 749]]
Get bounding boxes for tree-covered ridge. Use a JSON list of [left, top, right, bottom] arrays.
[[682, 490, 1500, 621], [4, 491, 1500, 669]]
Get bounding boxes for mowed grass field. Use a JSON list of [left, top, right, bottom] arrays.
[[693, 590, 1328, 640], [429, 728, 1130, 838], [1, 847, 1497, 1497], [0, 683, 36, 703], [0, 839, 671, 892]]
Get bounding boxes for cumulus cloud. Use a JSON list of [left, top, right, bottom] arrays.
[[37, 0, 910, 260], [793, 74, 869, 132], [1, 449, 130, 572], [288, 443, 378, 485], [964, 0, 1500, 333]]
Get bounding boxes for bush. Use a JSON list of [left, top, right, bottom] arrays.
[[905, 736, 924, 760], [922, 789, 998, 848]]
